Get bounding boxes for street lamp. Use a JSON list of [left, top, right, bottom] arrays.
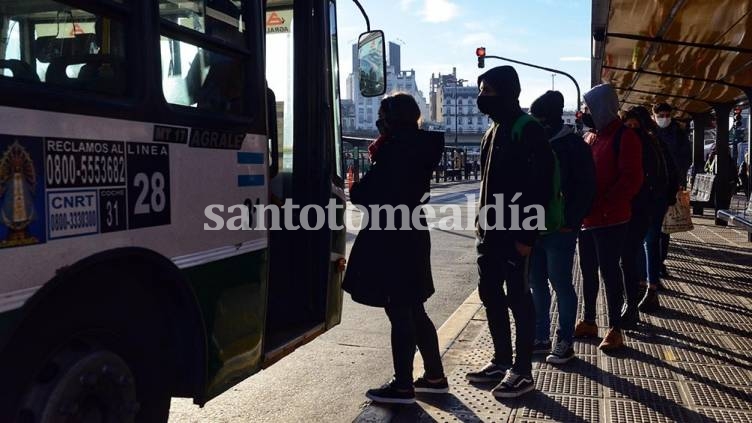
[[454, 78, 467, 147]]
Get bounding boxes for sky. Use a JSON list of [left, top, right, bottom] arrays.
[[336, 0, 592, 111]]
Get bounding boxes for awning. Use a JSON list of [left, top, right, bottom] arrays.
[[592, 0, 752, 119]]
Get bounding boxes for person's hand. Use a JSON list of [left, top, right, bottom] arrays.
[[515, 241, 532, 257]]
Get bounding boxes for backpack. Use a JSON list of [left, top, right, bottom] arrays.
[[511, 114, 565, 233], [613, 126, 669, 205]]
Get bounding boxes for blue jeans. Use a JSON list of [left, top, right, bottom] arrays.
[[645, 198, 669, 286], [529, 230, 579, 344]]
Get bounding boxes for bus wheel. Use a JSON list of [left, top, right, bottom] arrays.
[[18, 340, 140, 423]]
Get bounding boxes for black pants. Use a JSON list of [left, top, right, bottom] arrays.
[[477, 242, 534, 376], [579, 224, 628, 329], [660, 232, 670, 265], [621, 211, 650, 314], [384, 303, 444, 389]]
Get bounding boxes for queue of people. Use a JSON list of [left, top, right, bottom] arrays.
[[343, 66, 691, 404]]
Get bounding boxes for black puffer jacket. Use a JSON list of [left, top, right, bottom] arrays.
[[343, 129, 444, 307]]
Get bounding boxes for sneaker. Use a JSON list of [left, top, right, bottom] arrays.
[[638, 288, 660, 312], [466, 362, 510, 383], [365, 380, 415, 405], [533, 339, 552, 354], [574, 320, 598, 338], [414, 376, 449, 394], [598, 327, 624, 351], [546, 341, 575, 364], [491, 370, 535, 398]]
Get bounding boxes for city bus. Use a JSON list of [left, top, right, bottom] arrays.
[[0, 0, 385, 421]]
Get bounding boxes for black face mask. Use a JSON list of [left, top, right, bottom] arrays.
[[376, 119, 386, 135], [581, 113, 596, 129], [477, 96, 512, 120]]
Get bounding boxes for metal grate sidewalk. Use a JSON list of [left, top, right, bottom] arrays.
[[385, 214, 752, 423]]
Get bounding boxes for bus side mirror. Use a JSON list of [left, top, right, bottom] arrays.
[[357, 30, 386, 97]]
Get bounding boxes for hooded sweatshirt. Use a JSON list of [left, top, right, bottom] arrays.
[[530, 90, 596, 230], [581, 84, 643, 229], [476, 66, 554, 251], [548, 124, 596, 230]]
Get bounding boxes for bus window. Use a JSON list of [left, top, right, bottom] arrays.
[[0, 1, 126, 95], [160, 37, 245, 113], [159, 0, 246, 47], [1, 20, 21, 76], [159, 0, 249, 114], [328, 2, 343, 179], [265, 7, 294, 172]]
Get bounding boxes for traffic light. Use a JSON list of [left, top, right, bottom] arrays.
[[733, 107, 743, 128], [476, 47, 486, 68]]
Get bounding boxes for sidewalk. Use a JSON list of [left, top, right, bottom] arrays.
[[355, 213, 752, 423]]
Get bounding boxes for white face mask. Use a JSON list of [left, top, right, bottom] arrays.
[[656, 117, 671, 128]]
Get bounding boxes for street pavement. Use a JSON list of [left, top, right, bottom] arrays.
[[169, 180, 482, 423]]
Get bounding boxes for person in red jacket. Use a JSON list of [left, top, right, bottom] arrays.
[[574, 84, 643, 351]]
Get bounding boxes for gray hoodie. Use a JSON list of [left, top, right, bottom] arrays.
[[583, 83, 620, 130]]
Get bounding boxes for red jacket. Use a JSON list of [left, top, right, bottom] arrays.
[[582, 119, 643, 229]]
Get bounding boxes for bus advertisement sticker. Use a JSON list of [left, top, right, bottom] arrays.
[[47, 190, 98, 240], [0, 135, 47, 249], [99, 188, 127, 234], [44, 138, 127, 189], [126, 142, 171, 229]]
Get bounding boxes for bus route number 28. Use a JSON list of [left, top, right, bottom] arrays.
[[126, 142, 171, 229]]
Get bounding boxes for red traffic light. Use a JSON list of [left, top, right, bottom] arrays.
[[476, 47, 486, 68]]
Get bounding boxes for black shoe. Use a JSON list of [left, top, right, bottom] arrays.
[[492, 370, 535, 398], [532, 339, 552, 354], [366, 380, 415, 405], [466, 362, 510, 383], [414, 376, 449, 394], [546, 341, 576, 364], [620, 307, 640, 330], [638, 289, 660, 312]]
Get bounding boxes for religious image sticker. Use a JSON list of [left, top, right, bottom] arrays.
[[0, 135, 46, 249]]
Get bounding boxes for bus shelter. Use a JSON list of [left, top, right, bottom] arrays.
[[591, 0, 752, 236]]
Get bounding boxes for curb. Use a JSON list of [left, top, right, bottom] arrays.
[[352, 289, 483, 423]]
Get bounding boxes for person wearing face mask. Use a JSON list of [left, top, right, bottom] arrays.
[[652, 102, 690, 279], [574, 83, 643, 351], [465, 66, 554, 398], [528, 90, 596, 364], [343, 93, 447, 405]]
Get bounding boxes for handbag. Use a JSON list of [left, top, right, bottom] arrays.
[[662, 189, 694, 234]]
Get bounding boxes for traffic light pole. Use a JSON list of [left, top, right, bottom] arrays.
[[477, 51, 581, 113]]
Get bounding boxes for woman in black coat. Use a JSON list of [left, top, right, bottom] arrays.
[[343, 93, 446, 404]]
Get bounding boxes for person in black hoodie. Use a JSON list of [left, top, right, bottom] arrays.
[[528, 91, 596, 364], [343, 93, 446, 405], [465, 66, 554, 398]]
